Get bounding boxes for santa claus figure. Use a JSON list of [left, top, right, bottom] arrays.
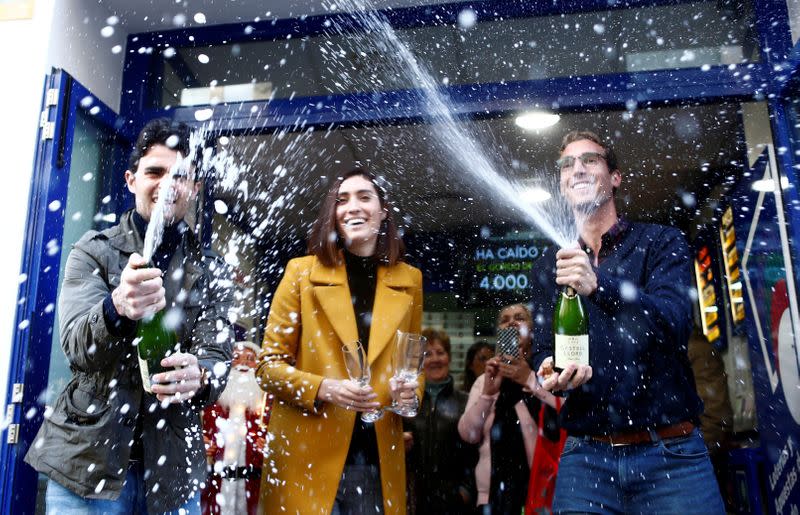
[[202, 341, 269, 515]]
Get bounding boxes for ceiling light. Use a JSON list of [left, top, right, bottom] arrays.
[[515, 111, 560, 130], [521, 186, 552, 203], [751, 176, 789, 192]]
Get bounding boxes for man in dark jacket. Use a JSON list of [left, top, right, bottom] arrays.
[[25, 118, 234, 514], [531, 130, 725, 513]]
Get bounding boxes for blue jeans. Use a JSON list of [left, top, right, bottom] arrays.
[[45, 461, 201, 515], [553, 429, 725, 514]]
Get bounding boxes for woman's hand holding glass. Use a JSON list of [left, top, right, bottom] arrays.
[[339, 342, 384, 422], [389, 375, 419, 413], [318, 377, 380, 412], [387, 331, 426, 417]]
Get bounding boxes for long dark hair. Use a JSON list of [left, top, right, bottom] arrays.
[[307, 168, 405, 267]]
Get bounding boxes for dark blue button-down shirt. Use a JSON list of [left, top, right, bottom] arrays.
[[531, 220, 703, 436]]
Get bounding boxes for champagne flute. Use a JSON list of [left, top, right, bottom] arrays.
[[341, 342, 383, 423], [387, 331, 427, 417]]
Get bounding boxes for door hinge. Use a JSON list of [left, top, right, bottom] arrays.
[[40, 110, 49, 128], [7, 424, 19, 444], [11, 383, 23, 403], [41, 122, 55, 141], [5, 404, 13, 424], [45, 88, 59, 107]]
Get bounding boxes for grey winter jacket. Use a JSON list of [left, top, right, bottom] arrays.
[[25, 210, 234, 512]]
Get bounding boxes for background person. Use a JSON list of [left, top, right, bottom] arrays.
[[202, 341, 267, 515], [404, 328, 477, 514], [256, 169, 423, 514], [462, 340, 494, 392], [532, 130, 725, 513], [687, 326, 735, 509], [458, 304, 556, 515], [25, 118, 234, 514]]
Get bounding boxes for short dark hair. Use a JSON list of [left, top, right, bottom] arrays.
[[559, 130, 619, 173], [422, 328, 451, 356], [127, 118, 191, 172], [307, 168, 405, 267]]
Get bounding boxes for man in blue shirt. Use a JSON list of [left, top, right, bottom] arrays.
[[531, 130, 725, 513]]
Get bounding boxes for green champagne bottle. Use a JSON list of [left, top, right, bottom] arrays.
[[553, 285, 589, 372], [135, 272, 176, 393]]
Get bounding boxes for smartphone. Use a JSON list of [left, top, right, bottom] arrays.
[[496, 327, 520, 359]]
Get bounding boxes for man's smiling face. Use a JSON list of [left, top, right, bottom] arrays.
[[559, 138, 620, 213], [124, 144, 199, 224]]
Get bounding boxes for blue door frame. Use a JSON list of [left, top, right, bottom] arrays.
[[1, 69, 131, 514], [6, 0, 800, 513]]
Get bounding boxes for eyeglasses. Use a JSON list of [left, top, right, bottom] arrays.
[[556, 152, 606, 172]]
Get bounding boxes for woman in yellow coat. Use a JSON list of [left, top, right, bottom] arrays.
[[256, 169, 423, 514]]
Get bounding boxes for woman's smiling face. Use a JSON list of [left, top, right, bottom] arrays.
[[335, 175, 386, 257], [423, 340, 450, 382]]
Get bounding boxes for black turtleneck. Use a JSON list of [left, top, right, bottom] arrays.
[[342, 249, 380, 466], [131, 210, 184, 272], [344, 249, 378, 348]]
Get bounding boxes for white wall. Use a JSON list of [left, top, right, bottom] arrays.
[[48, 0, 128, 112], [0, 0, 56, 425], [0, 0, 128, 427], [742, 102, 773, 167]]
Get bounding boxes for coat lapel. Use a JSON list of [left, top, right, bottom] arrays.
[[311, 260, 359, 348], [367, 265, 415, 365]]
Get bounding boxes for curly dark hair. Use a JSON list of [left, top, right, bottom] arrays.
[[127, 118, 191, 172]]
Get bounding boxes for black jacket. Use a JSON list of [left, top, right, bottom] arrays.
[[405, 376, 477, 514]]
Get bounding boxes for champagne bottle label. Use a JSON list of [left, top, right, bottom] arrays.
[[554, 334, 589, 367], [138, 354, 153, 393]]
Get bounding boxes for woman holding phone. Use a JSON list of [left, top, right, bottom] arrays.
[[256, 169, 423, 514], [458, 304, 556, 514]]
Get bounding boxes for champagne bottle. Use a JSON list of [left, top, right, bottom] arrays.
[[135, 265, 176, 393], [553, 286, 589, 372]]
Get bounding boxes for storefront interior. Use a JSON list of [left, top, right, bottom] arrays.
[[7, 0, 800, 512]]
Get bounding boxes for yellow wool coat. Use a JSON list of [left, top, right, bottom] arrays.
[[256, 255, 423, 514]]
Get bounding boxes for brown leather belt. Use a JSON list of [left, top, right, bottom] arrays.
[[591, 421, 695, 447]]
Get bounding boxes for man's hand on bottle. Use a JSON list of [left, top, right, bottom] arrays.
[[537, 357, 592, 392], [151, 352, 203, 404], [112, 252, 166, 320], [555, 248, 597, 296]]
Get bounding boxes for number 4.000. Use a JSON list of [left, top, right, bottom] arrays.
[[479, 273, 529, 291]]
